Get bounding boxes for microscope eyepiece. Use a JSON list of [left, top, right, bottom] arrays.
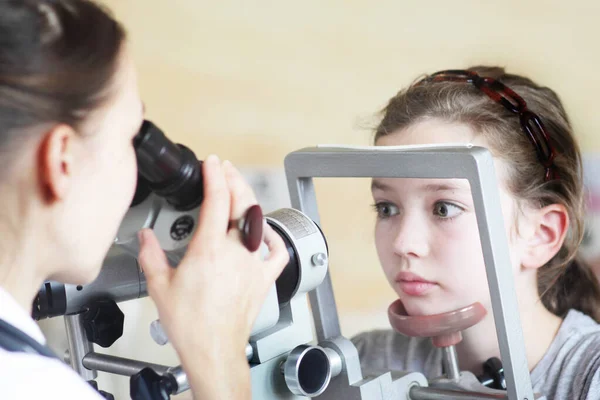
[[134, 120, 204, 211]]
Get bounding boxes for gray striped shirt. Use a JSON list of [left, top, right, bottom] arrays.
[[352, 309, 600, 399]]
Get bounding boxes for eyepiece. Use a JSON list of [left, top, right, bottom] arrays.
[[133, 120, 204, 211]]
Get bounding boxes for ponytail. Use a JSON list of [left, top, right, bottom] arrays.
[[539, 256, 600, 322]]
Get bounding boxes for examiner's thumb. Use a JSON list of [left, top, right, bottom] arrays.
[[138, 229, 171, 298]]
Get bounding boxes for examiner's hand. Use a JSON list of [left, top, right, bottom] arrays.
[[138, 155, 288, 400]]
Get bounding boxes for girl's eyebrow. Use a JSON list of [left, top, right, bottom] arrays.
[[371, 179, 391, 192], [422, 183, 467, 192], [371, 179, 468, 193]]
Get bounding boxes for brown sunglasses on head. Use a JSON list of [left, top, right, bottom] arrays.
[[416, 70, 558, 182]]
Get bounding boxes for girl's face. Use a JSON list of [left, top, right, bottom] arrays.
[[373, 119, 524, 316]]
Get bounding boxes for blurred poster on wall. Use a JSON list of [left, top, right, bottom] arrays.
[[240, 167, 291, 213], [581, 154, 600, 273]]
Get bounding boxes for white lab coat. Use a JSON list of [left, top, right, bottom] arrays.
[[0, 286, 102, 399]]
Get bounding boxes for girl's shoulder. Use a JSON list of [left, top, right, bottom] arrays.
[[533, 309, 600, 399]]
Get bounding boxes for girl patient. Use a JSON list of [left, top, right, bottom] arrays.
[[353, 67, 600, 399]]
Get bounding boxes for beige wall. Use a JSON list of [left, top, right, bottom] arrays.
[[39, 1, 600, 397], [100, 0, 600, 321]]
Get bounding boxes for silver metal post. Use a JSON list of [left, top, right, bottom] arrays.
[[70, 352, 192, 396], [308, 272, 341, 342], [442, 345, 460, 381], [64, 313, 97, 381], [81, 352, 170, 376], [290, 176, 341, 341]]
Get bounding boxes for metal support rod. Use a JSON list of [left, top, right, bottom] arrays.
[[442, 345, 460, 381], [67, 347, 247, 396], [308, 271, 341, 342], [410, 386, 507, 400], [291, 176, 342, 342], [64, 313, 97, 381], [67, 352, 192, 396], [81, 352, 170, 376]]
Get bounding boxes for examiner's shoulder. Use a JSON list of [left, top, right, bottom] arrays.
[[0, 350, 103, 399]]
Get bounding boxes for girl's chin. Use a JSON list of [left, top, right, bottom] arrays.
[[397, 297, 465, 317]]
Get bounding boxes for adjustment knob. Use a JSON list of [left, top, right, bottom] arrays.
[[82, 299, 124, 348], [130, 367, 175, 400]]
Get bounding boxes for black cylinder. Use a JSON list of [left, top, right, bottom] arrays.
[[270, 222, 300, 306], [32, 281, 67, 320], [134, 120, 204, 211]]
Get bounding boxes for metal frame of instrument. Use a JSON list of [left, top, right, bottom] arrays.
[[283, 144, 533, 400]]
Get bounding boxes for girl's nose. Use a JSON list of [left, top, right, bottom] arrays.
[[392, 213, 430, 259]]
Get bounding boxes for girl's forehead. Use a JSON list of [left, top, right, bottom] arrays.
[[376, 119, 480, 147]]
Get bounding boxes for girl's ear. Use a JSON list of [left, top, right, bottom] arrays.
[[521, 204, 569, 270]]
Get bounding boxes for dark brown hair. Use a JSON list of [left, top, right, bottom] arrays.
[[375, 66, 600, 322], [0, 0, 126, 162]]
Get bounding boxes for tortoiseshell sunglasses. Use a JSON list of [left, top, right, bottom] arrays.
[[417, 69, 558, 181]]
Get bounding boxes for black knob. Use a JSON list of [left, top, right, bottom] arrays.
[[130, 367, 176, 400], [481, 357, 505, 390], [88, 380, 115, 400], [82, 299, 124, 348], [99, 390, 115, 400]]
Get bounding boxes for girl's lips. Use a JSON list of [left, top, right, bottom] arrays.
[[395, 271, 438, 296], [396, 281, 437, 296]]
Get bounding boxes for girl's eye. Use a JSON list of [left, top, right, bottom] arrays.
[[372, 202, 400, 219], [433, 201, 463, 219]]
